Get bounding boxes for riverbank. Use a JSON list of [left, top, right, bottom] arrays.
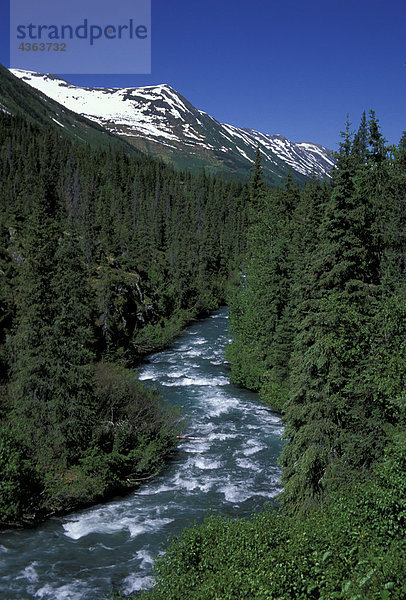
[[0, 308, 284, 599], [0, 300, 232, 530], [0, 362, 181, 530]]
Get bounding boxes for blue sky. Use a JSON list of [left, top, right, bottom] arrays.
[[1, 0, 405, 150]]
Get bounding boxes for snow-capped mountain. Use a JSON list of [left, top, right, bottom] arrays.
[[0, 65, 136, 154], [10, 69, 335, 184]]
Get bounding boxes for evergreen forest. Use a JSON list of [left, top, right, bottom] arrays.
[[137, 113, 406, 600], [0, 110, 248, 523], [0, 102, 404, 600]]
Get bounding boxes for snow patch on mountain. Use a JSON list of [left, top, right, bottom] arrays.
[[10, 68, 334, 179]]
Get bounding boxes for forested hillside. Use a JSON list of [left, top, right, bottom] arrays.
[[1, 101, 404, 598], [0, 65, 136, 154], [0, 110, 248, 524], [138, 113, 406, 600]]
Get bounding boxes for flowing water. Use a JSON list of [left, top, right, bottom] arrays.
[[0, 307, 283, 599]]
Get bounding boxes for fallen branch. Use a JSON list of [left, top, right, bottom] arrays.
[[126, 470, 160, 485], [176, 435, 210, 441]]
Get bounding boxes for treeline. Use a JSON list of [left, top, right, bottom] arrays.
[[0, 111, 248, 524], [138, 113, 406, 599]]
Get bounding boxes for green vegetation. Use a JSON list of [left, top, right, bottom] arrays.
[[0, 65, 136, 153], [0, 108, 248, 524], [1, 84, 404, 597], [141, 437, 405, 600], [137, 114, 405, 598]]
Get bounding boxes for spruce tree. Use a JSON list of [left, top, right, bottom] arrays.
[[9, 174, 96, 469], [48, 234, 96, 462], [227, 150, 270, 390], [281, 117, 385, 507], [9, 176, 61, 467], [228, 161, 298, 407]]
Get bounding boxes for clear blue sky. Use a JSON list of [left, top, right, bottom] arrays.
[[1, 0, 405, 150]]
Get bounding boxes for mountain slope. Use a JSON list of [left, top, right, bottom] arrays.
[[10, 69, 335, 185], [0, 65, 137, 154]]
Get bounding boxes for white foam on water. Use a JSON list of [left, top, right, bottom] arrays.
[[206, 404, 231, 417], [130, 517, 176, 539], [0, 545, 8, 553], [177, 343, 192, 352], [182, 349, 202, 357], [17, 562, 39, 583], [136, 548, 154, 568], [180, 439, 212, 454], [219, 481, 254, 503], [210, 404, 238, 417], [88, 542, 114, 552], [235, 458, 261, 472], [204, 394, 240, 417], [172, 470, 216, 493], [258, 414, 283, 425], [34, 582, 84, 600], [193, 457, 221, 470], [62, 509, 124, 539], [161, 376, 228, 387], [135, 483, 176, 496], [254, 487, 283, 499], [209, 432, 238, 441], [241, 440, 267, 456], [195, 422, 215, 435], [122, 573, 155, 594], [209, 348, 223, 356], [63, 511, 174, 540], [167, 369, 189, 378], [171, 472, 201, 492], [138, 370, 156, 381], [149, 353, 177, 364]]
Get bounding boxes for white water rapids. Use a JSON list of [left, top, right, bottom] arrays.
[[0, 307, 283, 599]]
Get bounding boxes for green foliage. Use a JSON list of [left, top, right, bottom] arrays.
[[140, 438, 405, 600], [259, 372, 288, 414], [280, 114, 404, 507], [93, 361, 180, 458], [141, 115, 405, 599], [0, 425, 40, 523], [227, 167, 300, 412], [0, 108, 247, 523]]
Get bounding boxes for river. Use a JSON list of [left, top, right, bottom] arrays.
[[0, 307, 283, 599]]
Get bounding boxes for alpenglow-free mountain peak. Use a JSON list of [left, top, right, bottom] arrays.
[[10, 68, 335, 185]]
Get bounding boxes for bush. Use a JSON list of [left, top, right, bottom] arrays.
[[138, 438, 405, 600], [0, 425, 40, 523]]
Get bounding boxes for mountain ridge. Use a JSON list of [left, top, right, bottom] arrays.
[[9, 68, 335, 184], [0, 65, 138, 154]]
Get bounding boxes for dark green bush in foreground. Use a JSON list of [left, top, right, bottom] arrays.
[[0, 362, 180, 523]]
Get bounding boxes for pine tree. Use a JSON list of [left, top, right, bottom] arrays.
[[227, 150, 270, 389], [228, 160, 298, 407], [280, 117, 385, 507], [351, 110, 368, 164], [48, 234, 96, 461], [9, 176, 61, 467], [9, 172, 96, 468]]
